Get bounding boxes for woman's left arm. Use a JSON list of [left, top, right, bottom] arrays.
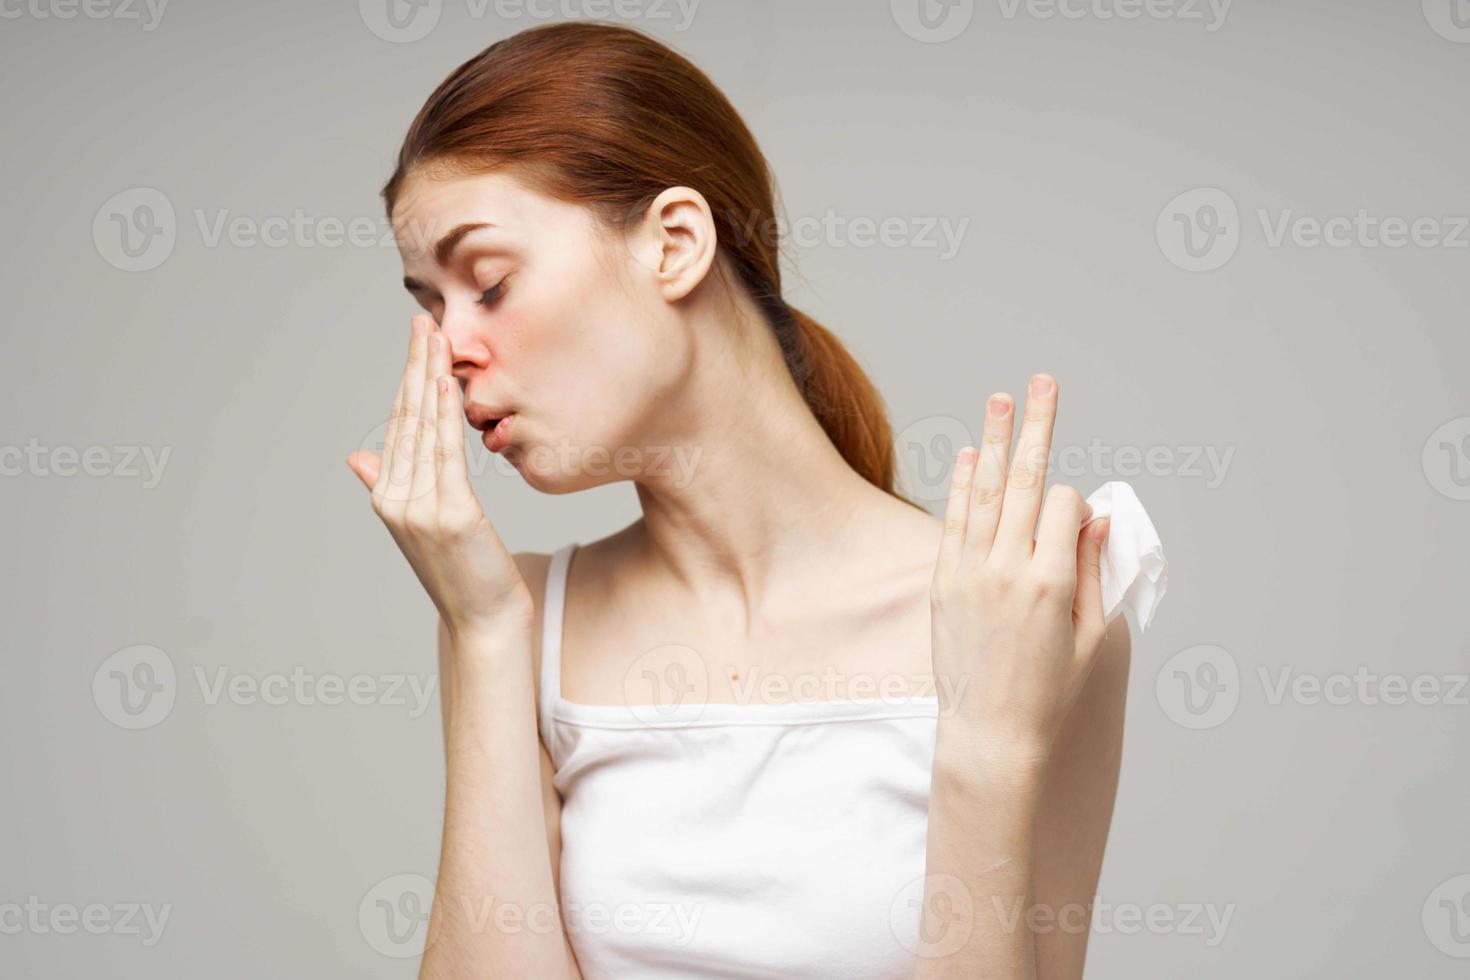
[[1031, 619, 1130, 978], [912, 375, 1127, 979]]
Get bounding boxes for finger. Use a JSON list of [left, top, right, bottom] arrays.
[[1034, 484, 1090, 582], [1073, 516, 1110, 656], [936, 445, 977, 576], [435, 370, 472, 503], [371, 346, 411, 503], [346, 451, 380, 490], [407, 332, 443, 509], [993, 373, 1058, 560], [385, 315, 433, 503], [962, 393, 1014, 564]]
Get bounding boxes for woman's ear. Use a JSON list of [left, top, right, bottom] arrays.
[[640, 185, 718, 304]]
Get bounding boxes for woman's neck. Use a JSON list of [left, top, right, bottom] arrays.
[[623, 296, 917, 617]]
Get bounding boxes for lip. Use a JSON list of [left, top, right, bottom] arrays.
[[481, 413, 516, 454]]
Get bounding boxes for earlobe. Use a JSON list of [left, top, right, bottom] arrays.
[[649, 186, 717, 303]]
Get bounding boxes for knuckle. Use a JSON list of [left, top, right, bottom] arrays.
[[1022, 405, 1053, 426], [1006, 464, 1042, 491], [1029, 569, 1073, 599], [942, 516, 968, 539], [401, 508, 434, 536], [970, 482, 1005, 509]]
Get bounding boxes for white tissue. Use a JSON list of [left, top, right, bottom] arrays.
[[1081, 481, 1168, 632]]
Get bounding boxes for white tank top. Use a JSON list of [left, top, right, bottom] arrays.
[[537, 543, 940, 979]]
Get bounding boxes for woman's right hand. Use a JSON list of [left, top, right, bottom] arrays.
[[346, 315, 533, 639]]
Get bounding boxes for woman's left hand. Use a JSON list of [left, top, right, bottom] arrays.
[[928, 373, 1112, 768]]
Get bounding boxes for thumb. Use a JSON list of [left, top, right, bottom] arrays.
[[346, 450, 380, 490], [1073, 517, 1109, 644]]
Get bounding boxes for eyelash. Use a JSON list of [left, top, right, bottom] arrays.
[[480, 279, 507, 307]]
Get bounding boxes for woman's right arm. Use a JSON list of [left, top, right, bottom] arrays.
[[346, 315, 581, 979], [426, 613, 581, 979]]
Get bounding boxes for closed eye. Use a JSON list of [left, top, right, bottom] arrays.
[[480, 279, 507, 308]]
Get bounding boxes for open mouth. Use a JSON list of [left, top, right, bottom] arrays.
[[477, 413, 515, 452]]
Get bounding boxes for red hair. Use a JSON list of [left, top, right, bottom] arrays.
[[384, 21, 906, 499]]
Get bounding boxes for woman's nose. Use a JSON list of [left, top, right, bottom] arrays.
[[438, 304, 490, 375]]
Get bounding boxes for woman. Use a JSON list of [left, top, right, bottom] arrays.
[[345, 21, 1129, 979]]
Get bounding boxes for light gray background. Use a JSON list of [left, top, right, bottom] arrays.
[[2, 0, 1467, 976]]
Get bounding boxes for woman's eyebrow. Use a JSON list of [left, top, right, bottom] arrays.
[[433, 222, 495, 266], [402, 222, 513, 292]]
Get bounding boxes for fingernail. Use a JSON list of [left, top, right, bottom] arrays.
[[437, 377, 449, 395], [1092, 517, 1110, 541], [411, 316, 428, 337], [987, 395, 1009, 418], [1029, 375, 1054, 397]]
